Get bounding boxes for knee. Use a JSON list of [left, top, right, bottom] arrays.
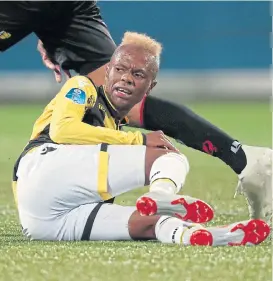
[[145, 147, 187, 168], [145, 148, 190, 185], [159, 152, 189, 175], [145, 147, 176, 172]]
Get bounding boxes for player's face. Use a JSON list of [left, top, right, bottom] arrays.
[[105, 46, 157, 115]]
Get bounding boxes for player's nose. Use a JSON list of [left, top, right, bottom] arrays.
[[121, 72, 134, 85]]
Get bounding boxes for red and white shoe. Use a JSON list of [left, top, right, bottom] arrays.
[[136, 192, 214, 223], [182, 219, 270, 246]]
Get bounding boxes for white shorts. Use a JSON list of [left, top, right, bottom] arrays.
[[16, 143, 146, 241]]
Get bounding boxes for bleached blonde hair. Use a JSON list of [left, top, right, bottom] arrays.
[[120, 31, 162, 67]]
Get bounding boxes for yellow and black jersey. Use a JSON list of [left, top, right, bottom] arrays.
[[13, 76, 145, 189], [29, 75, 144, 147]]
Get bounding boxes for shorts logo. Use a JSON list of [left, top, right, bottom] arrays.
[[65, 88, 86, 104], [40, 146, 57, 155], [0, 31, 11, 40]]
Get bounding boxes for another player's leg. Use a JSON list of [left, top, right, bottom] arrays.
[[36, 1, 116, 85], [85, 63, 109, 86], [0, 2, 38, 52], [129, 95, 272, 221]]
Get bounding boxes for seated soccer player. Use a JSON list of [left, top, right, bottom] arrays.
[[1, 0, 269, 220], [13, 33, 270, 245], [38, 29, 272, 222]]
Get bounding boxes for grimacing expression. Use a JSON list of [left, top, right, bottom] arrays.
[[105, 45, 158, 115]]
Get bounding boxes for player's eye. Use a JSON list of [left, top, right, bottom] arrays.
[[115, 67, 124, 72], [134, 72, 144, 79]]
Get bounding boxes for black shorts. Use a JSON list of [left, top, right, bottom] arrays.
[[0, 1, 116, 74]]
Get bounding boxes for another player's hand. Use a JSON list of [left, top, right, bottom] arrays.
[[145, 131, 179, 152], [37, 40, 71, 83]]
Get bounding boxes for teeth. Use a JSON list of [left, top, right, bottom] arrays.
[[117, 88, 130, 94]]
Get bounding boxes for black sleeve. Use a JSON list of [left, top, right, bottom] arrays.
[[143, 95, 246, 174]]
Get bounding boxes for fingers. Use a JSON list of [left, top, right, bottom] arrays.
[[40, 51, 55, 71], [43, 57, 56, 71], [146, 131, 180, 152], [54, 65, 62, 83], [157, 131, 177, 151], [37, 40, 45, 54], [37, 40, 55, 70], [54, 67, 72, 83], [37, 39, 64, 83], [64, 69, 72, 80], [159, 136, 179, 152]]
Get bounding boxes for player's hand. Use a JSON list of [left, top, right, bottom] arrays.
[[145, 131, 179, 152], [37, 40, 71, 83]]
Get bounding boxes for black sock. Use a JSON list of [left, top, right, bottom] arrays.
[[142, 96, 247, 174]]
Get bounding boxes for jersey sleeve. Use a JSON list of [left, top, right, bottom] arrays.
[[49, 76, 145, 145]]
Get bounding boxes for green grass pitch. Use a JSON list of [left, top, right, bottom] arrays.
[[0, 102, 271, 281]]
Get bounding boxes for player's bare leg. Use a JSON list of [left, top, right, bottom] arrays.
[[126, 99, 143, 127], [128, 211, 270, 246], [86, 63, 108, 86]]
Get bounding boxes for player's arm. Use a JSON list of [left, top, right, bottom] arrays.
[[49, 76, 145, 145]]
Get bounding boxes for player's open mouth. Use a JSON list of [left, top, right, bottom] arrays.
[[113, 87, 132, 98]]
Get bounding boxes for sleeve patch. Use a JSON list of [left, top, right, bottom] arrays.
[[65, 88, 86, 104]]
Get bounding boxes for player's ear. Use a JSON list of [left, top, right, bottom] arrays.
[[151, 80, 157, 90], [106, 63, 109, 71], [105, 63, 110, 79], [146, 80, 157, 96]]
